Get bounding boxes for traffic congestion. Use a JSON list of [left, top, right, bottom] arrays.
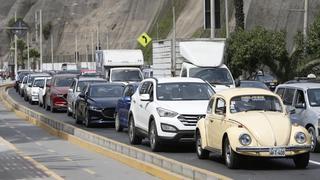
[[12, 51, 320, 171]]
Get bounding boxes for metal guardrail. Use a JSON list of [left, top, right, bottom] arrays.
[[0, 85, 229, 180]]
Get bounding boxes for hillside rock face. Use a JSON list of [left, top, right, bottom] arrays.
[[0, 0, 320, 65]]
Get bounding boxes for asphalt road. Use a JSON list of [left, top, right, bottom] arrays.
[[9, 88, 320, 180], [1, 90, 158, 180]]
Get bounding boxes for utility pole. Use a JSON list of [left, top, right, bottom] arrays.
[[91, 31, 94, 70], [172, 0, 176, 76], [106, 28, 109, 49], [75, 32, 78, 65], [51, 34, 54, 70], [27, 32, 30, 71], [303, 0, 308, 40], [39, 9, 43, 72], [210, 0, 215, 39], [14, 12, 17, 77], [225, 0, 229, 38], [96, 24, 99, 50]]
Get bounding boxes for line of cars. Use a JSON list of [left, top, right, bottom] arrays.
[[14, 70, 314, 169]]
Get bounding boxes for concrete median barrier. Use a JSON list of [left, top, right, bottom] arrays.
[[0, 84, 230, 180]]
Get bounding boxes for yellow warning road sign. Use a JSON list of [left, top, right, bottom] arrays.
[[137, 32, 152, 47]]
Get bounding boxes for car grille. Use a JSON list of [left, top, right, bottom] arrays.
[[177, 114, 205, 126], [102, 108, 115, 118]]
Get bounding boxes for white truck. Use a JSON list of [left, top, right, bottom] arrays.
[[95, 49, 144, 82], [152, 39, 235, 92]]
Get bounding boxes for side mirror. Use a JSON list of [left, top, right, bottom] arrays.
[[68, 89, 73, 93], [140, 94, 151, 101], [79, 93, 85, 98], [39, 85, 44, 89], [295, 103, 306, 109], [28, 84, 32, 87], [235, 79, 241, 87], [124, 96, 131, 102], [46, 84, 51, 88]]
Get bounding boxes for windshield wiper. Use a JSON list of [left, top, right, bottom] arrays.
[[245, 108, 265, 112]]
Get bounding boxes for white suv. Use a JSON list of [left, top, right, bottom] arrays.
[[128, 77, 215, 151], [276, 82, 320, 152]]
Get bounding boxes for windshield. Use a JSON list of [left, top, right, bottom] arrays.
[[111, 69, 143, 82], [33, 79, 44, 87], [77, 80, 105, 92], [28, 76, 35, 84], [230, 95, 282, 113], [89, 85, 124, 98], [239, 81, 269, 90], [23, 77, 28, 83], [54, 78, 74, 87], [257, 74, 275, 81], [307, 89, 320, 107], [156, 83, 214, 101], [189, 67, 233, 85]]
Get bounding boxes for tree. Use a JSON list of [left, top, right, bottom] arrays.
[[43, 21, 52, 40], [226, 27, 289, 81], [6, 17, 24, 40], [234, 0, 245, 31]]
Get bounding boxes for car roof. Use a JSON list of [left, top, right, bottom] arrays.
[[77, 77, 106, 81], [89, 82, 126, 87], [53, 74, 77, 78], [29, 73, 50, 77], [216, 88, 276, 99], [277, 83, 320, 90], [154, 77, 205, 84]]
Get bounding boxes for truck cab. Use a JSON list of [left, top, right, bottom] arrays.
[[179, 41, 235, 92], [96, 49, 144, 82]]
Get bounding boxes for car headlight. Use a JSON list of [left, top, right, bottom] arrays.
[[161, 123, 177, 132], [89, 106, 102, 111], [156, 108, 178, 117], [239, 133, 251, 146], [295, 132, 306, 144]]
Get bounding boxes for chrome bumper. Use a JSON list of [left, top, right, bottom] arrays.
[[236, 145, 311, 152]]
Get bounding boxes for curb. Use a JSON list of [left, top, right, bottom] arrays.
[[0, 84, 231, 180]]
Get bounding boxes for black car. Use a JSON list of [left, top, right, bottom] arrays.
[[237, 80, 269, 90], [249, 72, 278, 91], [75, 83, 125, 127]]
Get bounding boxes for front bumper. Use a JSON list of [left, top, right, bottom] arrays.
[[236, 145, 311, 157], [88, 108, 115, 124], [158, 130, 195, 142]]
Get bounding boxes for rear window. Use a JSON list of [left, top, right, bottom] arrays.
[[54, 77, 74, 87]]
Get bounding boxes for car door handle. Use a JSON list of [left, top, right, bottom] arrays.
[[210, 120, 213, 122], [133, 100, 136, 103], [139, 104, 143, 108]]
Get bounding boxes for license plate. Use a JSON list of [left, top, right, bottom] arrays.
[[269, 147, 285, 156]]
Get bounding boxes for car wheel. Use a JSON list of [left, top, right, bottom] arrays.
[[196, 131, 209, 159], [308, 127, 320, 152], [293, 152, 309, 169], [128, 116, 142, 145], [50, 102, 56, 113], [24, 94, 28, 101], [224, 137, 240, 169], [75, 106, 82, 124], [115, 113, 123, 132], [84, 109, 91, 128], [149, 120, 162, 152], [67, 108, 72, 116]]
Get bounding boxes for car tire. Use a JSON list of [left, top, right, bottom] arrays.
[[293, 152, 309, 169], [149, 120, 162, 152], [115, 113, 123, 132], [128, 116, 142, 145], [24, 94, 28, 101], [307, 127, 320, 152], [45, 100, 50, 111], [196, 131, 209, 159], [84, 109, 91, 128], [67, 109, 72, 116], [224, 137, 240, 169], [50, 102, 56, 113], [75, 106, 82, 124]]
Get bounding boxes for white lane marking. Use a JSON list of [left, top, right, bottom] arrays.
[[26, 137, 32, 140], [64, 157, 72, 161], [83, 168, 96, 175], [310, 160, 320, 165], [35, 142, 42, 146], [9, 126, 15, 129], [47, 149, 55, 153]]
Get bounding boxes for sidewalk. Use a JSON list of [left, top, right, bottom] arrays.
[[0, 137, 54, 180], [0, 96, 157, 180]]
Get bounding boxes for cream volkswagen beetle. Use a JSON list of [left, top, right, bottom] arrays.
[[196, 88, 311, 169]]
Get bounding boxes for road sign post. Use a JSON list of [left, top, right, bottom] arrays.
[[137, 32, 152, 48]]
